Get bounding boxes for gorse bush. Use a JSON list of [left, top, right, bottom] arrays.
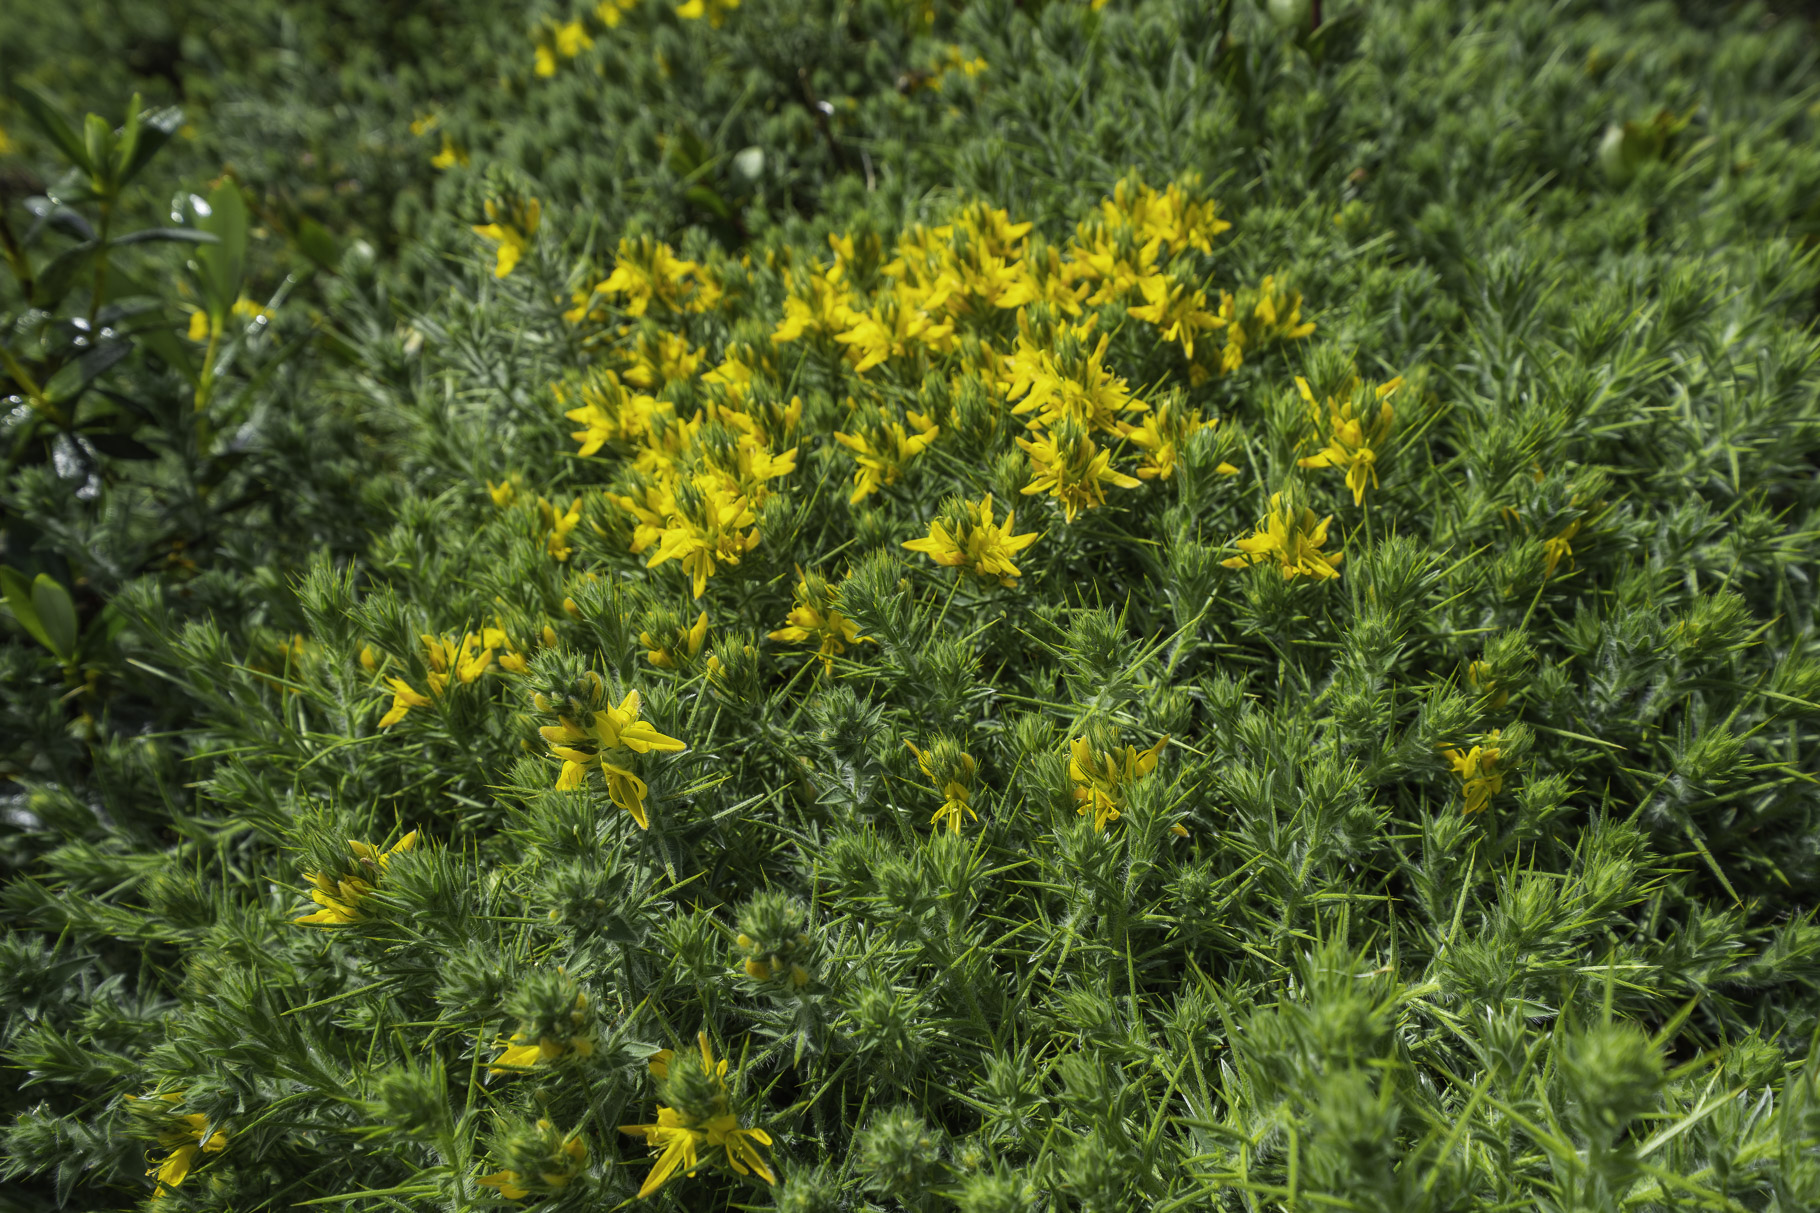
[[5, 1, 1820, 1210]]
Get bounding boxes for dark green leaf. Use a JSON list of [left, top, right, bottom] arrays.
[[136, 314, 200, 388], [43, 341, 131, 405], [114, 228, 221, 247], [30, 574, 78, 660], [295, 218, 340, 273], [198, 182, 249, 322], [10, 87, 91, 173], [685, 185, 733, 220], [81, 431, 158, 460], [82, 114, 115, 191], [30, 242, 98, 309], [118, 105, 184, 187], [22, 196, 96, 243], [0, 566, 57, 656]]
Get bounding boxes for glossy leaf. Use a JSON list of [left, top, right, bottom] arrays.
[[197, 182, 249, 325]]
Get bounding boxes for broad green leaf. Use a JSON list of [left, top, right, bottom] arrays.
[[30, 574, 78, 660], [118, 105, 184, 187], [685, 184, 733, 221], [29, 241, 98, 309], [10, 86, 91, 173], [0, 566, 56, 655], [43, 341, 131, 405], [136, 312, 201, 388], [295, 217, 340, 273], [82, 113, 116, 192], [113, 94, 144, 185], [198, 181, 249, 324]]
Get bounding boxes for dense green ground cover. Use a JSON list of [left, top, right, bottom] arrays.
[[5, 1, 1820, 1210]]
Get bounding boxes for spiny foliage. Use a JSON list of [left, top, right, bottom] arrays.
[[5, 2, 1820, 1212]]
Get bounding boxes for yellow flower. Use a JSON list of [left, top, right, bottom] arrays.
[[473, 197, 541, 278], [294, 831, 419, 926], [588, 236, 710, 318], [1467, 660, 1510, 709], [537, 688, 686, 827], [1006, 323, 1146, 435], [1222, 492, 1343, 581], [1118, 401, 1235, 481], [378, 676, 433, 728], [676, 0, 741, 27], [836, 291, 955, 371], [1068, 735, 1167, 831], [1214, 275, 1315, 375], [377, 632, 495, 726], [644, 483, 760, 599], [487, 475, 522, 507], [430, 135, 469, 170], [490, 993, 597, 1073], [903, 493, 1040, 588], [833, 405, 939, 503], [1018, 425, 1141, 523], [598, 0, 639, 25], [768, 570, 866, 673], [772, 269, 856, 343], [534, 19, 593, 76], [186, 297, 276, 342], [477, 1120, 588, 1200], [1295, 375, 1401, 506], [126, 1092, 228, 1193], [619, 1033, 775, 1199], [483, 622, 533, 674], [1128, 272, 1225, 360], [1543, 518, 1582, 578], [906, 738, 980, 833], [1444, 730, 1504, 814], [537, 495, 584, 561], [643, 610, 710, 669]]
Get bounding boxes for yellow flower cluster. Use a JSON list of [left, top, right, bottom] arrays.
[[473, 196, 542, 278], [1069, 735, 1168, 831], [1223, 492, 1344, 581], [295, 831, 419, 926], [536, 178, 1309, 616], [554, 250, 801, 599], [768, 569, 867, 672], [1296, 374, 1402, 506], [902, 494, 1040, 588], [620, 1034, 774, 1199], [906, 737, 980, 833], [490, 991, 597, 1072], [1445, 730, 1505, 815], [534, 682, 686, 827], [534, 19, 593, 77], [478, 1119, 589, 1200], [125, 1091, 227, 1193], [375, 626, 530, 727]]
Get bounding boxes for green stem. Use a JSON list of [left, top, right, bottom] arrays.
[[0, 208, 34, 298], [0, 342, 68, 428], [86, 198, 112, 333]]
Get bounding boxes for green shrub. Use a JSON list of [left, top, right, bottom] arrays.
[[6, 1, 1820, 1210]]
